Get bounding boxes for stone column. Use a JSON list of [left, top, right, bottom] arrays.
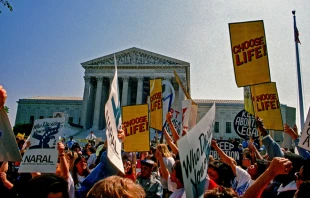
[[121, 77, 129, 106], [179, 77, 186, 102], [92, 77, 103, 130], [136, 77, 144, 104], [99, 79, 108, 130], [81, 76, 91, 129], [86, 79, 95, 129]]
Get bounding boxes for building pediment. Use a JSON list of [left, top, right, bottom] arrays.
[[81, 47, 189, 67]]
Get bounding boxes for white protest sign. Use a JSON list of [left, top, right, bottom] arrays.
[[0, 109, 22, 161], [182, 99, 198, 135], [105, 55, 124, 174], [164, 107, 182, 136], [19, 117, 65, 173], [298, 107, 310, 151], [178, 103, 215, 198]]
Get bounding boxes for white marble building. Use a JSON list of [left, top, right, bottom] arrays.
[[15, 47, 295, 144]]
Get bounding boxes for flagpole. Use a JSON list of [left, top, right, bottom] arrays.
[[292, 10, 305, 131]]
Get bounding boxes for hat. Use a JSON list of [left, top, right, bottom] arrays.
[[141, 159, 155, 167]]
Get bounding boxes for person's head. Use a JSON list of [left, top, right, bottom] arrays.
[[140, 159, 155, 178], [295, 159, 310, 189], [208, 160, 234, 187], [24, 174, 69, 198], [86, 146, 96, 156], [204, 186, 239, 198], [122, 157, 132, 174], [295, 180, 310, 198], [86, 176, 145, 198], [69, 136, 73, 140], [65, 150, 78, 171], [170, 160, 183, 185], [74, 155, 87, 172], [71, 142, 81, 152], [247, 159, 268, 180], [156, 144, 171, 158], [90, 131, 94, 134]]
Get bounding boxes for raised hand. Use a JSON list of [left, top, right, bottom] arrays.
[[268, 157, 292, 176], [283, 124, 298, 140], [0, 85, 7, 109]]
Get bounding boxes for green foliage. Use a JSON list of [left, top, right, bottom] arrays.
[[0, 0, 13, 14], [4, 106, 9, 113], [13, 123, 34, 137]]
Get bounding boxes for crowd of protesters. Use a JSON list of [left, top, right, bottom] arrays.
[[1, 85, 310, 198]]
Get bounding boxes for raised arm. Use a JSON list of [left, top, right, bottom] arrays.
[[163, 129, 178, 156], [284, 124, 310, 159], [166, 112, 180, 143], [155, 149, 169, 181], [243, 157, 292, 198], [211, 140, 236, 175], [256, 117, 283, 159], [57, 142, 70, 180]]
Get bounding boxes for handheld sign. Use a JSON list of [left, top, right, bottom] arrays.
[[150, 79, 163, 131], [182, 99, 198, 135], [122, 104, 150, 152], [233, 109, 258, 139], [210, 140, 242, 162], [298, 108, 310, 151], [251, 82, 283, 130], [105, 55, 124, 174], [178, 103, 215, 198], [163, 107, 182, 136], [19, 117, 65, 173], [0, 109, 22, 162], [229, 20, 271, 87]]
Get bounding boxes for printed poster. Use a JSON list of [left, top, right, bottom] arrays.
[[298, 108, 310, 151], [150, 79, 163, 131], [0, 109, 22, 162], [229, 20, 271, 87], [105, 55, 124, 174], [251, 82, 283, 130], [19, 117, 65, 173], [122, 104, 150, 152], [178, 103, 215, 198]]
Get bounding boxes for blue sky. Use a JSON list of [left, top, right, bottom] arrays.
[[1, 0, 310, 129]]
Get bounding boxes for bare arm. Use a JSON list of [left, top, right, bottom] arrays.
[[0, 172, 13, 189], [166, 112, 180, 143], [243, 157, 292, 198], [249, 143, 263, 161], [0, 85, 7, 109], [156, 150, 169, 181], [57, 142, 70, 180], [211, 140, 236, 175], [0, 162, 8, 172], [163, 129, 178, 156]]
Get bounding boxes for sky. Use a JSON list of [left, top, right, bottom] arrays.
[[1, 0, 310, 129]]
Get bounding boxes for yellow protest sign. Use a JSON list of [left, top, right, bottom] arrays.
[[244, 86, 254, 115], [229, 20, 271, 87], [122, 104, 150, 152], [150, 79, 163, 131], [251, 82, 283, 130]]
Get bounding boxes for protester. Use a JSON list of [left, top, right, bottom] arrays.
[[204, 186, 239, 198], [72, 155, 90, 190], [66, 136, 76, 149], [86, 175, 145, 198], [86, 146, 97, 170], [122, 156, 136, 182], [85, 131, 97, 146], [136, 159, 163, 197]]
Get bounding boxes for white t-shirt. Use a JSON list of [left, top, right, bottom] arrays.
[[67, 174, 75, 198], [160, 156, 175, 189], [232, 166, 254, 196], [167, 175, 185, 198], [87, 153, 97, 167]]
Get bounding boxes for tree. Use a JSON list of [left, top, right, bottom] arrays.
[[0, 0, 13, 14], [13, 123, 34, 137], [4, 106, 9, 113]]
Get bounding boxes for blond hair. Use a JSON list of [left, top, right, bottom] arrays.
[[156, 144, 172, 157], [86, 176, 145, 198]]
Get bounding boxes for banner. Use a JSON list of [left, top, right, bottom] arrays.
[[244, 86, 254, 115], [178, 103, 215, 198], [233, 109, 258, 139], [210, 140, 242, 162], [229, 20, 271, 87], [0, 109, 22, 162], [173, 69, 196, 105], [105, 55, 124, 174], [150, 79, 163, 131], [251, 82, 283, 130], [19, 117, 65, 173], [298, 108, 310, 151], [182, 99, 198, 135], [122, 104, 150, 152]]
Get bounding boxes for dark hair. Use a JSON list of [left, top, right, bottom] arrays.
[[204, 186, 239, 198], [72, 155, 90, 185], [256, 159, 268, 176], [173, 160, 183, 184], [296, 180, 310, 198], [208, 160, 234, 187], [24, 174, 69, 198], [302, 159, 310, 180]]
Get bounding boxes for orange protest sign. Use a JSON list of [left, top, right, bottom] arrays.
[[251, 82, 283, 130], [122, 104, 150, 152], [229, 20, 271, 87]]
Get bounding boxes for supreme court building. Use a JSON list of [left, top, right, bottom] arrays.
[[15, 47, 296, 144]]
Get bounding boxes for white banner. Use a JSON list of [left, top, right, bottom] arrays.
[[0, 109, 22, 162], [104, 55, 124, 174], [19, 117, 65, 173], [178, 103, 215, 198], [298, 107, 310, 151], [182, 99, 198, 135]]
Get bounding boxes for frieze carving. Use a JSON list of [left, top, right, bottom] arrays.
[[91, 51, 181, 65]]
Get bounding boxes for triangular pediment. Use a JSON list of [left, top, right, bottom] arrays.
[[81, 47, 189, 67]]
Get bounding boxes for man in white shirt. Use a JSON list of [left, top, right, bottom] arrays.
[[85, 131, 97, 146]]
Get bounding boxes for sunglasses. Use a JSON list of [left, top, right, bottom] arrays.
[[295, 172, 304, 181]]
